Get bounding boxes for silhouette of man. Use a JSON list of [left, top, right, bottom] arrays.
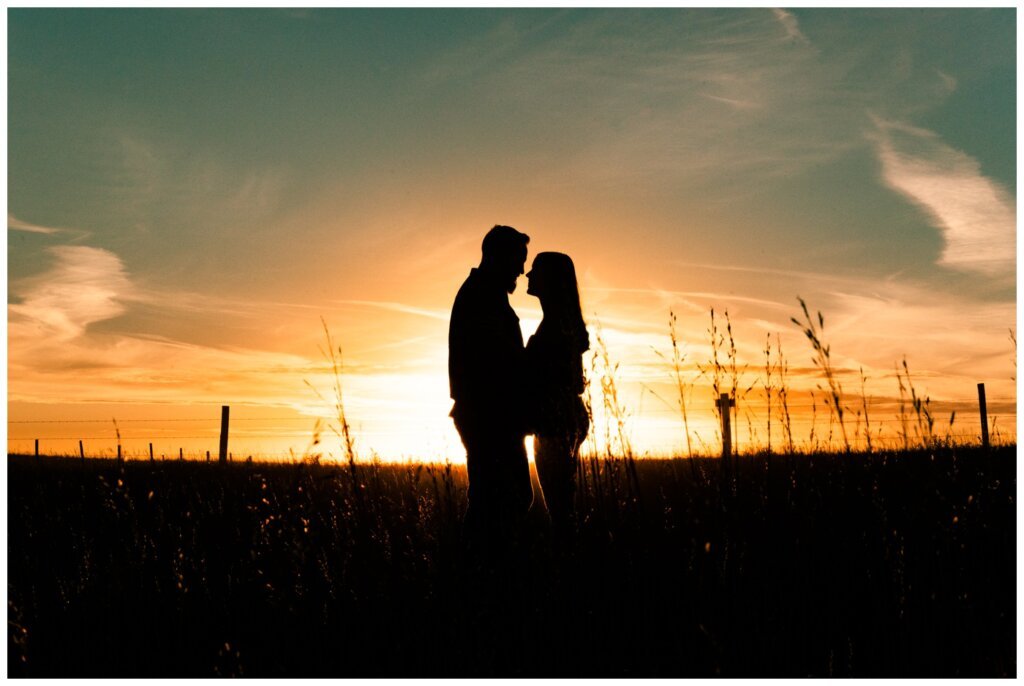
[[449, 225, 533, 556]]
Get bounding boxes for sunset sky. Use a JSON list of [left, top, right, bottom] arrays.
[[7, 8, 1017, 460]]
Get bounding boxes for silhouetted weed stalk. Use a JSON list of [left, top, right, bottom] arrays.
[[306, 296, 1005, 474], [578, 319, 643, 510], [651, 310, 696, 459], [697, 308, 725, 446], [652, 297, 1009, 455], [897, 357, 935, 448], [305, 317, 357, 468], [774, 333, 796, 454], [792, 297, 851, 453], [858, 367, 873, 453], [590, 321, 633, 461]]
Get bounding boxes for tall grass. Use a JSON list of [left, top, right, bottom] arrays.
[[791, 297, 850, 452], [299, 299, 1010, 463], [652, 310, 696, 459], [587, 321, 642, 504], [858, 367, 873, 453], [8, 444, 1015, 677], [669, 310, 695, 459], [655, 297, 1009, 456], [897, 358, 935, 448], [697, 308, 726, 449], [305, 317, 357, 467], [592, 323, 632, 461], [5, 302, 1017, 677], [775, 333, 795, 454]]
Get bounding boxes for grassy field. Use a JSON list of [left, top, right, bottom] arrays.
[[7, 446, 1016, 677]]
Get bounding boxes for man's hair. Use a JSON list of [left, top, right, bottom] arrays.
[[481, 225, 529, 261]]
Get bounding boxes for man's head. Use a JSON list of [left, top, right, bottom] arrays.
[[480, 224, 529, 293]]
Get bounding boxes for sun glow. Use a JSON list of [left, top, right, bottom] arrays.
[[7, 300, 1016, 463]]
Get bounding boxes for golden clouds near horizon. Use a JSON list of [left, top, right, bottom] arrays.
[[8, 311, 1017, 462]]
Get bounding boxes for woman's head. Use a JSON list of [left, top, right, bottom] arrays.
[[526, 252, 577, 300], [526, 252, 589, 351]]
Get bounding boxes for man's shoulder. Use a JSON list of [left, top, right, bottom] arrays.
[[454, 269, 479, 296], [452, 269, 501, 310], [451, 271, 480, 314]]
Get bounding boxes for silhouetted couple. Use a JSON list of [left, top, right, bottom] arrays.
[[448, 225, 589, 560]]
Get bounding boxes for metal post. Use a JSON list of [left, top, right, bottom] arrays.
[[219, 406, 230, 464], [978, 383, 989, 448]]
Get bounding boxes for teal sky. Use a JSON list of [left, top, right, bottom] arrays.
[[7, 9, 1017, 458]]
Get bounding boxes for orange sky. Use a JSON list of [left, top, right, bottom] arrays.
[[7, 247, 1016, 461], [7, 9, 1017, 461]]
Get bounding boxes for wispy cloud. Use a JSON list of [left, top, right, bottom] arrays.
[[417, 17, 522, 88], [870, 116, 1015, 278], [5, 241, 451, 428], [936, 70, 957, 94], [333, 299, 451, 322], [416, 11, 570, 89], [9, 215, 59, 234], [7, 242, 326, 407], [8, 214, 90, 240], [107, 133, 291, 241], [771, 8, 809, 44], [588, 285, 789, 312], [9, 246, 130, 341], [699, 93, 762, 110], [474, 9, 855, 192]]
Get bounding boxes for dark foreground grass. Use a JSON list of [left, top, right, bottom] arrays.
[[7, 447, 1016, 677]]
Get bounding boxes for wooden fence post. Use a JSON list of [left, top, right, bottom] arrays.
[[717, 393, 736, 458], [34, 439, 39, 460], [206, 450, 210, 462], [219, 405, 230, 464], [149, 443, 154, 462], [978, 382, 989, 448], [79, 440, 84, 462], [179, 447, 183, 461], [117, 444, 122, 462]]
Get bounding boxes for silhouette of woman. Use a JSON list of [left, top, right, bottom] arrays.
[[525, 252, 590, 540]]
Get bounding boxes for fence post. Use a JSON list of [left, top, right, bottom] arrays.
[[717, 393, 736, 458], [219, 406, 230, 464], [149, 443, 154, 462], [34, 439, 39, 460], [179, 447, 183, 461], [978, 382, 989, 448], [206, 450, 210, 462], [79, 440, 84, 462], [117, 444, 122, 462]]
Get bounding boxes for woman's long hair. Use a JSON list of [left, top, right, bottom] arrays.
[[533, 252, 589, 354]]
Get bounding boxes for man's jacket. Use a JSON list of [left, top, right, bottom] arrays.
[[448, 268, 527, 436]]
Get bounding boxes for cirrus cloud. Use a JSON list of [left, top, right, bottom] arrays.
[[9, 245, 130, 341], [869, 116, 1015, 279]]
